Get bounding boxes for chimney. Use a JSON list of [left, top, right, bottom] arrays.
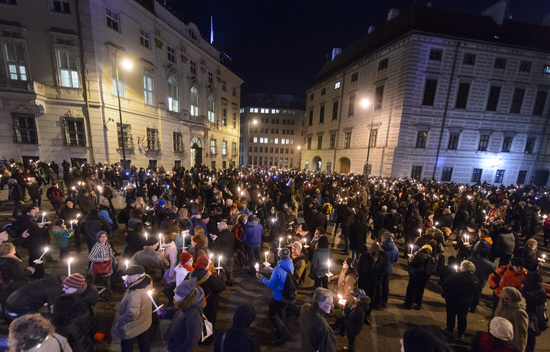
[[543, 13, 550, 26], [332, 48, 342, 60], [368, 25, 375, 34], [481, 0, 508, 25], [387, 8, 400, 21]]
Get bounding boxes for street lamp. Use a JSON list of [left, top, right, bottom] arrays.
[[296, 145, 302, 170], [360, 98, 375, 176], [115, 52, 132, 170]]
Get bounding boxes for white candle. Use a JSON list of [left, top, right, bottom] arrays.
[[38, 247, 49, 261], [147, 290, 163, 312], [327, 259, 331, 272], [159, 234, 162, 247], [409, 244, 413, 255], [418, 229, 422, 236], [254, 263, 260, 273], [67, 257, 73, 276], [279, 237, 282, 249], [125, 259, 129, 269], [217, 255, 222, 275], [464, 235, 469, 246], [76, 214, 81, 220], [145, 232, 148, 240], [265, 251, 269, 263], [42, 212, 46, 222], [69, 220, 73, 230], [454, 264, 459, 272]]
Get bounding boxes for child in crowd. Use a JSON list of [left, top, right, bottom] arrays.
[[52, 218, 73, 260]]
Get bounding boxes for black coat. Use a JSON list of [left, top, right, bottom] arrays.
[[5, 275, 64, 314], [344, 300, 371, 336], [357, 252, 387, 299], [349, 221, 367, 251], [442, 271, 480, 307]]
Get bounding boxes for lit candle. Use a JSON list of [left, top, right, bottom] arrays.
[[125, 259, 129, 269], [36, 247, 49, 262], [69, 220, 74, 230], [265, 251, 269, 263], [254, 263, 260, 273], [76, 214, 81, 220], [327, 259, 331, 274], [278, 237, 282, 249], [42, 212, 46, 222], [409, 244, 413, 255], [418, 229, 422, 237], [145, 232, 148, 241], [147, 290, 164, 312], [303, 238, 309, 249], [159, 234, 162, 247], [464, 234, 469, 246], [217, 255, 222, 275], [67, 257, 73, 276], [338, 294, 346, 306], [454, 264, 459, 272]]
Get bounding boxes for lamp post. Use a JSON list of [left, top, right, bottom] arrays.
[[114, 50, 132, 170], [360, 98, 375, 176], [297, 145, 302, 170]]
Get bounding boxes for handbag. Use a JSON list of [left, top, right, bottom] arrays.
[[201, 312, 214, 342], [93, 259, 112, 275]]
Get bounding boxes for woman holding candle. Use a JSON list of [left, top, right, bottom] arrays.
[[330, 258, 358, 335], [310, 236, 334, 289], [88, 231, 115, 300]]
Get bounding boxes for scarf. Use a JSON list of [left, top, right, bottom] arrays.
[[183, 263, 194, 272], [176, 289, 196, 311]]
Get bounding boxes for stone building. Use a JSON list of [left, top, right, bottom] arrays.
[[302, 3, 550, 185], [239, 94, 304, 169], [0, 0, 242, 170]]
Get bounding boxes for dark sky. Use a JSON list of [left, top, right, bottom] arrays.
[[166, 0, 550, 98]]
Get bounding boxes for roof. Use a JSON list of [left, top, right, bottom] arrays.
[[312, 6, 550, 86], [242, 94, 305, 110]]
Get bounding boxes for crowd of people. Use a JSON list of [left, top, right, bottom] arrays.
[[0, 158, 548, 352]]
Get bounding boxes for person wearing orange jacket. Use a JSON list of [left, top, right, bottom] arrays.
[[488, 257, 527, 312]]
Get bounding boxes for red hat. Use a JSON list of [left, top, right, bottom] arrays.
[[194, 255, 209, 270], [63, 273, 87, 290], [180, 252, 193, 266]]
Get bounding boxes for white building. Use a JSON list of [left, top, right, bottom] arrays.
[[0, 0, 242, 170], [302, 2, 550, 185], [239, 94, 304, 169]]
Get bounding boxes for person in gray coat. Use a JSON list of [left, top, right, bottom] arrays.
[[310, 236, 334, 289]]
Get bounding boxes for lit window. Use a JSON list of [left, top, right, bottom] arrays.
[[210, 139, 217, 155], [335, 81, 341, 89], [106, 7, 120, 32], [167, 76, 178, 112], [208, 95, 215, 123], [274, 138, 279, 144], [57, 49, 79, 88], [4, 43, 28, 81], [222, 141, 227, 155], [190, 87, 198, 116], [143, 76, 153, 105], [253, 137, 257, 143]]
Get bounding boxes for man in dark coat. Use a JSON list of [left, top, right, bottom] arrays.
[[467, 246, 496, 313], [214, 304, 261, 352], [442, 260, 481, 339], [300, 287, 336, 352], [4, 274, 64, 320], [403, 244, 436, 310]]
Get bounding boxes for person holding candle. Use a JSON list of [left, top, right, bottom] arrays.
[[161, 231, 179, 304], [330, 258, 359, 334], [174, 252, 194, 286], [402, 206, 423, 258], [60, 199, 82, 253], [46, 181, 64, 216], [114, 265, 153, 352], [343, 289, 371, 352], [0, 242, 28, 313], [131, 236, 169, 290], [519, 271, 547, 352], [52, 218, 73, 261], [521, 238, 541, 272], [242, 214, 264, 275], [211, 221, 235, 285], [310, 236, 333, 289], [402, 244, 437, 310], [467, 246, 496, 313], [291, 241, 307, 286], [88, 231, 115, 300]]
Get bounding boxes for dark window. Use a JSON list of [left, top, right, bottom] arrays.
[[344, 132, 351, 148], [329, 134, 336, 149], [348, 95, 355, 116], [533, 91, 547, 115], [307, 137, 312, 150], [510, 88, 525, 113], [471, 168, 482, 183], [370, 129, 378, 147], [486, 86, 501, 111], [463, 53, 476, 65], [441, 167, 453, 182], [479, 134, 490, 151], [416, 131, 427, 148], [317, 136, 322, 149], [378, 58, 388, 71], [147, 128, 160, 151], [0, 0, 17, 4], [422, 79, 437, 106], [319, 105, 325, 123], [167, 46, 176, 63], [148, 160, 157, 170], [117, 123, 132, 149], [519, 61, 531, 73], [429, 49, 442, 61], [332, 101, 338, 120], [173, 132, 183, 152], [502, 136, 513, 152], [64, 118, 85, 147], [448, 132, 459, 150], [53, 0, 70, 13], [351, 72, 358, 82], [106, 7, 120, 32], [494, 58, 506, 69], [308, 110, 313, 125], [494, 169, 505, 183], [525, 137, 536, 154], [12, 113, 37, 144], [321, 88, 326, 96], [375, 85, 384, 109], [411, 166, 422, 180], [455, 82, 470, 109], [309, 93, 314, 101], [517, 170, 527, 185]]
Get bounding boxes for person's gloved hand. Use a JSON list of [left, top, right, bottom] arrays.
[[256, 273, 264, 280], [156, 308, 167, 317]]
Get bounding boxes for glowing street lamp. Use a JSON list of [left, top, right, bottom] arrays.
[[361, 97, 375, 176], [112, 45, 133, 170]]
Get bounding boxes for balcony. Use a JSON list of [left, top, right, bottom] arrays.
[[0, 78, 44, 94]]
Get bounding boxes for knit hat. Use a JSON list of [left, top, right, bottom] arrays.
[[345, 258, 357, 269], [194, 255, 209, 270], [180, 252, 193, 266], [95, 231, 109, 241], [167, 212, 178, 220], [489, 317, 514, 342], [124, 264, 145, 276], [278, 247, 291, 260], [174, 277, 197, 298], [145, 236, 159, 246], [201, 211, 210, 219], [63, 273, 87, 290], [511, 257, 525, 268], [151, 195, 158, 201], [466, 222, 477, 230], [350, 288, 366, 300], [421, 244, 433, 251], [292, 241, 302, 252], [158, 200, 166, 207]]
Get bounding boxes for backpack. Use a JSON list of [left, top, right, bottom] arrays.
[[425, 253, 438, 276], [281, 269, 298, 301]]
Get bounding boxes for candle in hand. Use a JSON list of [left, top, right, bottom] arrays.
[[159, 234, 162, 247], [42, 212, 46, 222], [409, 244, 413, 255], [454, 264, 459, 272], [265, 251, 269, 263], [67, 257, 74, 276], [147, 290, 163, 312], [278, 237, 282, 249], [327, 259, 331, 273], [38, 247, 49, 261], [125, 259, 129, 269], [254, 263, 260, 273]]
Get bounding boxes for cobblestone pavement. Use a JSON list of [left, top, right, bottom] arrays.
[[1, 190, 549, 351]]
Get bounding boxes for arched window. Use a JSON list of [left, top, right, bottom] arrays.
[[190, 86, 198, 116], [207, 94, 215, 123], [167, 76, 178, 112]]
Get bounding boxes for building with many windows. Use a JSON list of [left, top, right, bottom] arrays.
[[0, 0, 242, 169], [240, 94, 304, 169], [302, 2, 550, 185]]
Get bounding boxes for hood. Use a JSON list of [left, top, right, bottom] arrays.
[[502, 286, 527, 310], [232, 304, 256, 328], [193, 286, 205, 308], [278, 258, 294, 273], [382, 240, 396, 250], [248, 220, 259, 226]]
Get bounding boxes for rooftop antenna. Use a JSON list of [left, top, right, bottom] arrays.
[[210, 16, 214, 44]]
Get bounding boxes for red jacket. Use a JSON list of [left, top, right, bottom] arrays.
[[488, 265, 526, 297]]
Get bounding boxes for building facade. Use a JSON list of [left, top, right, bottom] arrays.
[[302, 4, 550, 185], [240, 94, 304, 169], [0, 0, 242, 170]]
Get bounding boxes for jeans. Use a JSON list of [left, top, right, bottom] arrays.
[[347, 333, 358, 352], [269, 297, 292, 339], [314, 276, 328, 289], [246, 245, 260, 274], [121, 329, 150, 352]]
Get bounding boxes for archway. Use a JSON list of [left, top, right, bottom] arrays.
[[313, 156, 322, 171], [340, 157, 351, 173], [190, 136, 203, 167]]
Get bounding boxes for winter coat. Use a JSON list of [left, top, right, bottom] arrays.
[[349, 220, 367, 251], [344, 299, 371, 336], [262, 258, 294, 302], [467, 255, 496, 289], [403, 209, 423, 243], [489, 265, 527, 297], [495, 287, 529, 352], [0, 255, 26, 304], [492, 227, 516, 256], [381, 239, 399, 274], [242, 221, 264, 247], [26, 333, 73, 352], [408, 247, 435, 278], [52, 295, 96, 352], [125, 230, 146, 258], [190, 269, 225, 325], [114, 275, 153, 340], [80, 217, 109, 251], [6, 275, 64, 316], [165, 287, 205, 352], [521, 247, 539, 272], [310, 248, 334, 279], [213, 304, 261, 352], [334, 269, 357, 303], [52, 227, 73, 248], [211, 228, 235, 258], [131, 247, 169, 282], [470, 331, 520, 352], [442, 271, 481, 307], [300, 302, 336, 352], [520, 276, 548, 335], [357, 251, 387, 298]]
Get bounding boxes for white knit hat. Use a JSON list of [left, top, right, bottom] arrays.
[[489, 317, 514, 342]]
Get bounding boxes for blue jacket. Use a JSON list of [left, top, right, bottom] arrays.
[[262, 258, 294, 302], [242, 221, 264, 247], [382, 239, 399, 274]]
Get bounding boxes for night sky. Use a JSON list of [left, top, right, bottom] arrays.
[[167, 0, 550, 98]]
